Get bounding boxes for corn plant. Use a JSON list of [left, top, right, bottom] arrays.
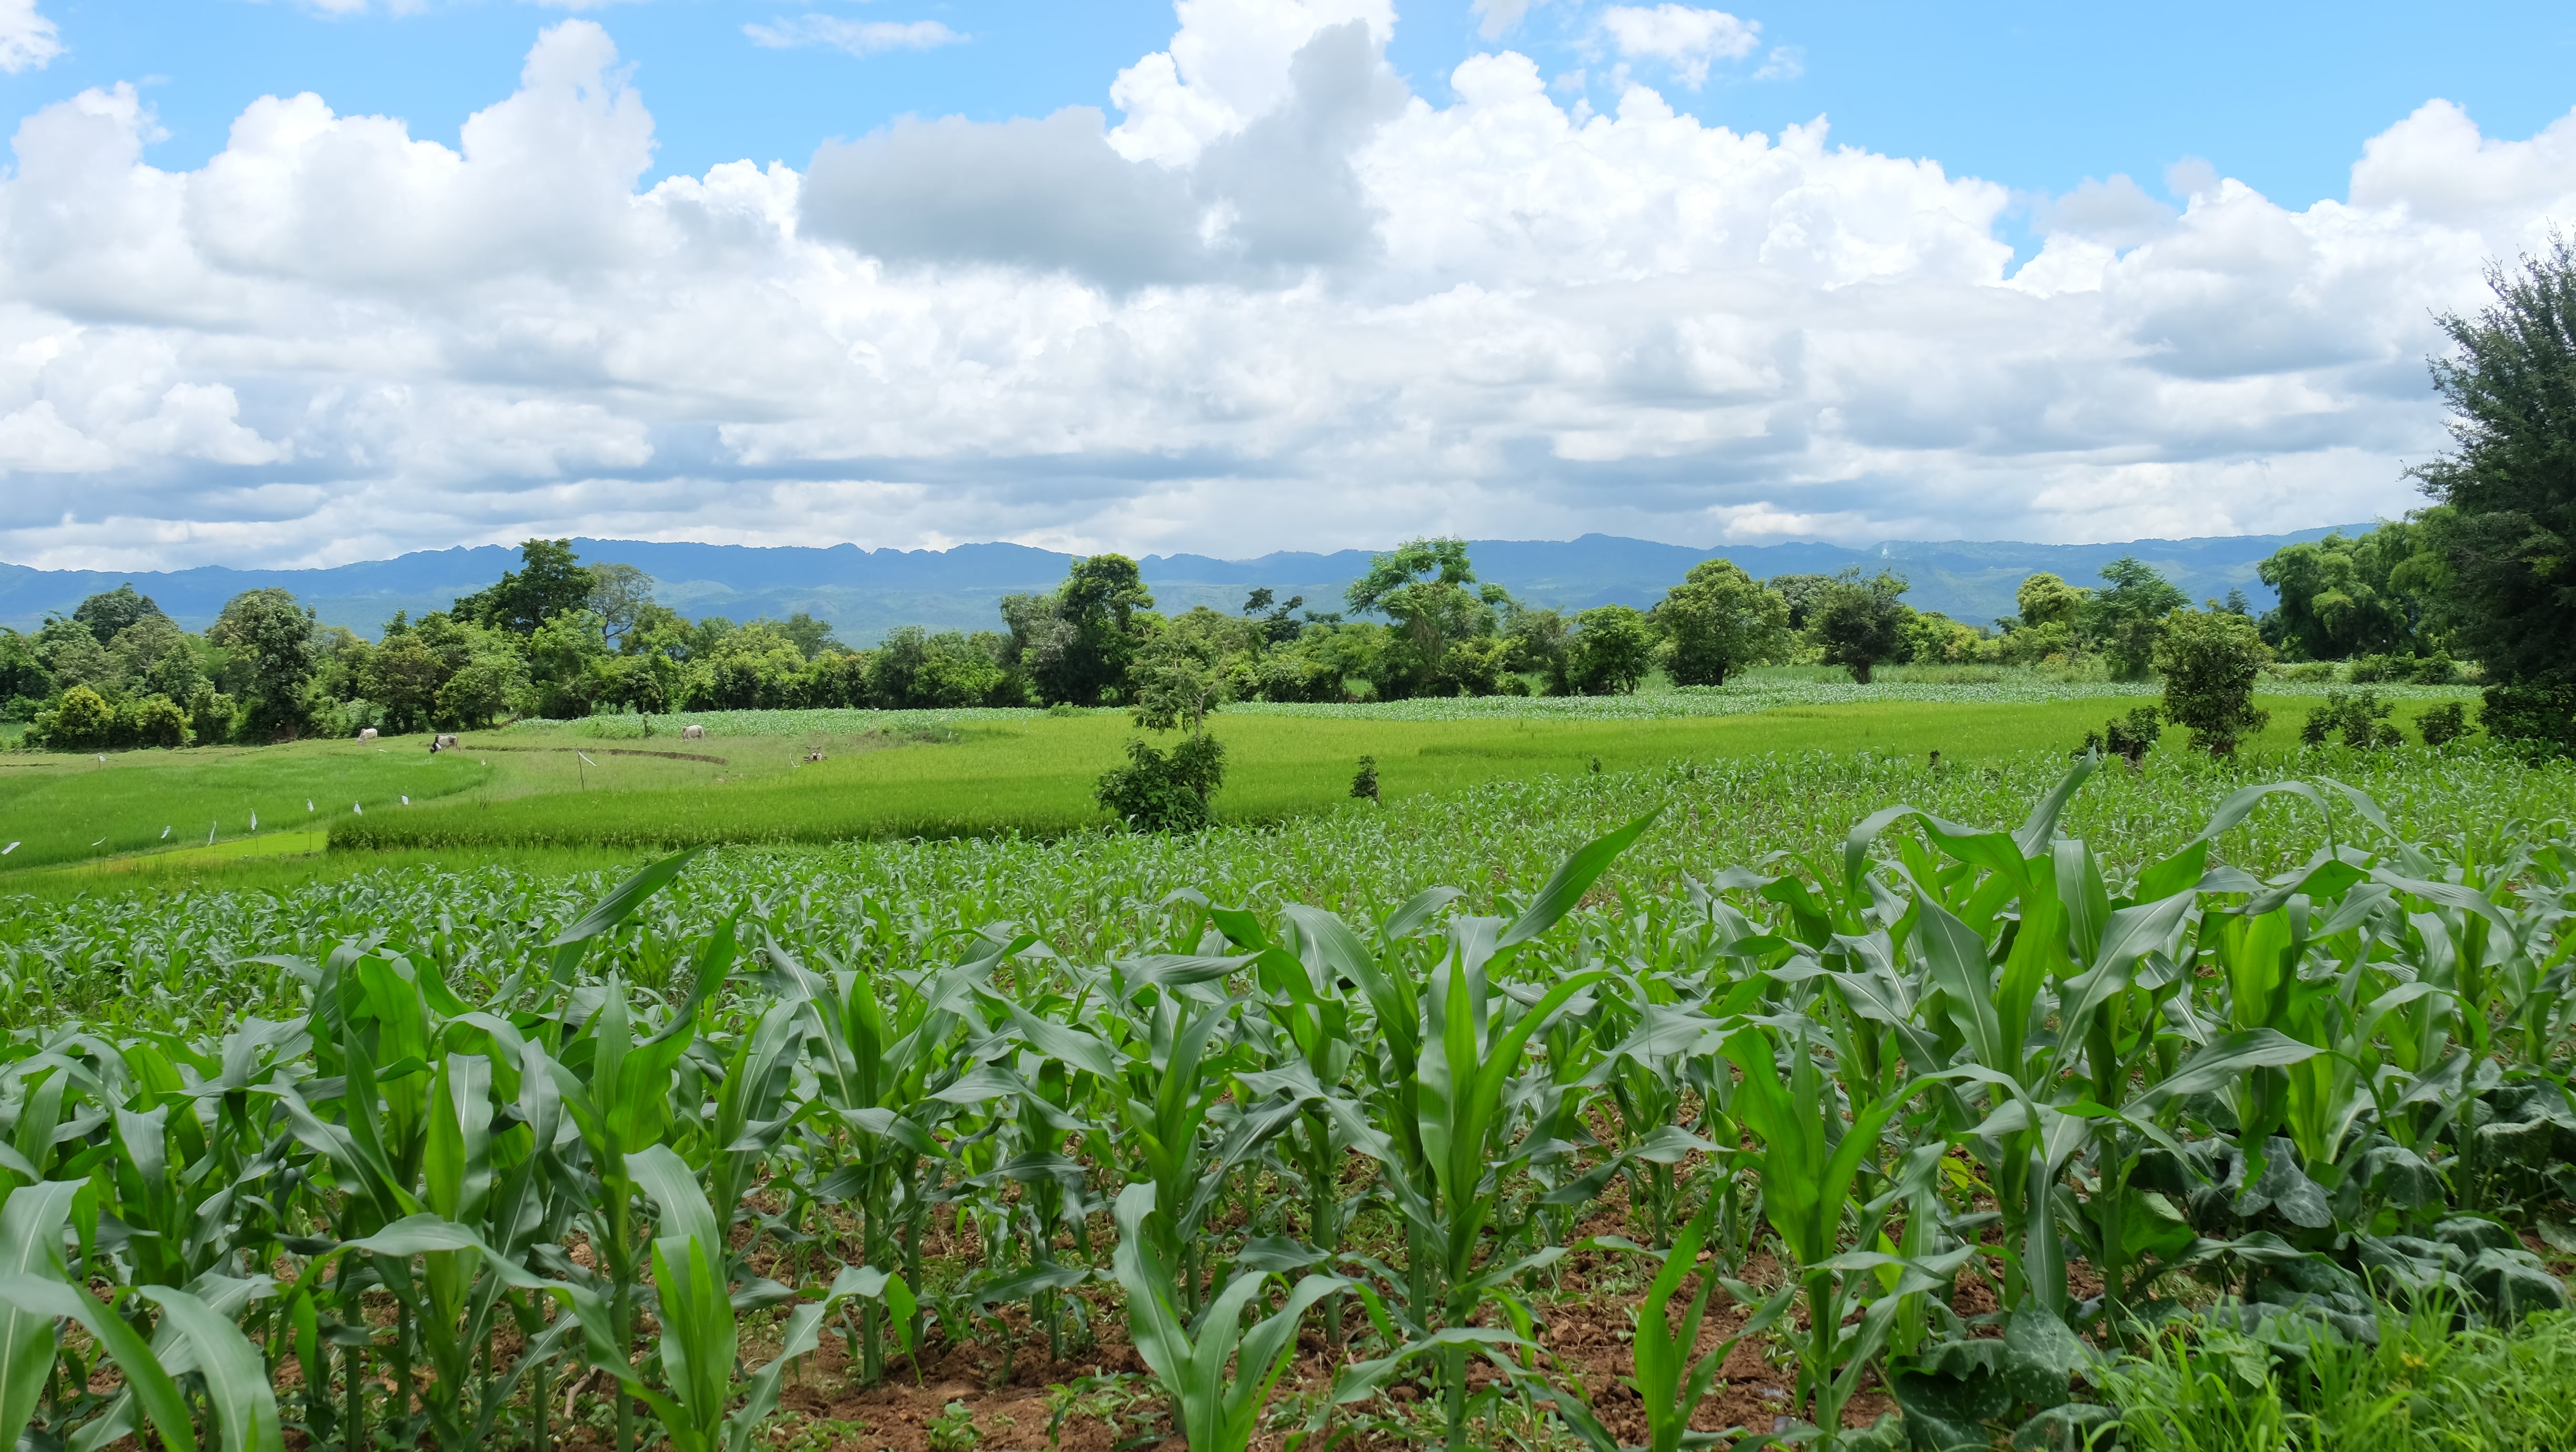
[[1109, 1181, 1344, 1452], [1546, 1192, 1786, 1452]]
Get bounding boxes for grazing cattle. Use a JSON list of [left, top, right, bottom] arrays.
[[358, 727, 378, 742], [680, 724, 706, 741], [430, 733, 459, 753], [805, 750, 824, 763]]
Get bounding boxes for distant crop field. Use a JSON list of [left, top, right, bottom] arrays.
[[0, 678, 2491, 882], [341, 689, 2452, 853]]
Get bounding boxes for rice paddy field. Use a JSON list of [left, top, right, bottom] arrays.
[[0, 672, 2486, 882], [1, 673, 2569, 1452]]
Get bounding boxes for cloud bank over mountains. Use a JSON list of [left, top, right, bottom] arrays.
[[0, 0, 2569, 571]]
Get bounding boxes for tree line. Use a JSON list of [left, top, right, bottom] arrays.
[[0, 531, 2458, 757], [2, 533, 2219, 750]]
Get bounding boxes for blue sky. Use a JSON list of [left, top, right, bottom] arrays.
[[20, 2, 2574, 225], [0, 0, 2569, 568]]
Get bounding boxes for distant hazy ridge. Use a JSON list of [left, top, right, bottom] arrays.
[[0, 528, 2367, 642]]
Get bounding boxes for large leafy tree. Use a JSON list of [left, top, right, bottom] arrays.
[[34, 617, 119, 694], [1765, 572, 1834, 631], [2256, 523, 2447, 661], [1342, 537, 1511, 698], [867, 627, 1007, 709], [2414, 237, 2576, 744], [0, 629, 53, 705], [2014, 572, 2087, 630], [2082, 557, 2187, 679], [110, 612, 205, 701], [207, 588, 323, 740], [1652, 558, 1788, 686], [455, 538, 595, 636], [587, 562, 657, 648], [1007, 554, 1156, 705], [775, 612, 839, 660], [1567, 604, 1657, 694], [1811, 569, 1914, 684], [362, 634, 451, 733]]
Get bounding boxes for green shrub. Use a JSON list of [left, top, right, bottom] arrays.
[[1350, 754, 1379, 802], [2418, 700, 2470, 748], [114, 694, 190, 749], [1094, 733, 1226, 832], [436, 656, 526, 729], [2098, 1307, 2576, 1452], [2080, 704, 2163, 766], [184, 685, 236, 745], [1567, 605, 1656, 694], [2155, 609, 2271, 753], [2353, 652, 2463, 686], [2482, 681, 2576, 753], [2301, 688, 2403, 749], [27, 684, 114, 751]]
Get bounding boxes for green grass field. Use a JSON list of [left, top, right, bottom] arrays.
[[0, 680, 2482, 886]]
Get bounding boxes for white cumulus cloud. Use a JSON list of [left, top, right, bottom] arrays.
[[0, 6, 2568, 572], [0, 0, 61, 74], [1599, 4, 1760, 88]]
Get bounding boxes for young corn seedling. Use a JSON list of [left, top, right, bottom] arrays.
[[566, 1148, 914, 1452], [1721, 1020, 1959, 1446], [1547, 1191, 1789, 1452], [1336, 811, 1659, 1450], [1109, 1181, 1345, 1452], [769, 942, 972, 1378]]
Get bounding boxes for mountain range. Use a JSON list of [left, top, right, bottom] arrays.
[[0, 528, 2369, 642]]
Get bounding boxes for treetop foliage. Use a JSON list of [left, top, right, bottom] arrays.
[[452, 536, 593, 636], [70, 583, 168, 645]]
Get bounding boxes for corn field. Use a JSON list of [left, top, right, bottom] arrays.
[[1, 748, 2572, 1451]]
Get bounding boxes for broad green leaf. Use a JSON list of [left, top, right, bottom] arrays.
[[627, 1144, 721, 1256], [0, 1182, 82, 1450], [548, 848, 702, 982], [1916, 899, 2005, 1071], [2013, 752, 2098, 858], [2140, 1029, 2321, 1107], [1495, 809, 1661, 951], [0, 1275, 197, 1452], [140, 1286, 284, 1452]]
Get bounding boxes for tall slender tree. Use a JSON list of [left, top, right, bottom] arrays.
[[2414, 236, 2576, 746]]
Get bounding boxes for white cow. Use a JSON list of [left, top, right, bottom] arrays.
[[680, 724, 706, 741], [430, 733, 460, 752], [357, 727, 378, 741]]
